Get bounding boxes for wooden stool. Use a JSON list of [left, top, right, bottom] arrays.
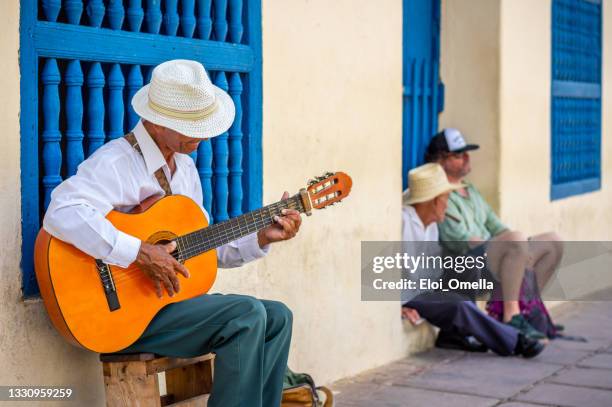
[[100, 353, 214, 407]]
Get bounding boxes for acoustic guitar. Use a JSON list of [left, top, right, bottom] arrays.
[[34, 172, 352, 353]]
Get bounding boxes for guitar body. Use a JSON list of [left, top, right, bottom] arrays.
[[33, 171, 353, 354], [34, 195, 217, 353]]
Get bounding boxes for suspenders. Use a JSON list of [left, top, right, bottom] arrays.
[[124, 132, 173, 196]]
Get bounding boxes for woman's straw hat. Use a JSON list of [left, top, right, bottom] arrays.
[[402, 163, 463, 205], [131, 59, 235, 139]]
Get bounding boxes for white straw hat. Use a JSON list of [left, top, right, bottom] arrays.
[[403, 163, 463, 205], [131, 59, 235, 139]]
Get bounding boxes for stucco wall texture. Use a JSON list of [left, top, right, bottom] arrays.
[[1, 0, 408, 403], [439, 0, 502, 211]]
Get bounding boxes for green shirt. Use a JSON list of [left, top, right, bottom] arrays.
[[438, 182, 508, 255]]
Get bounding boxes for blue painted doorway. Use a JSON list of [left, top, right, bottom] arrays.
[[402, 0, 444, 189]]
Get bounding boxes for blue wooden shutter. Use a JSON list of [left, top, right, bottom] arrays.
[[402, 0, 444, 190], [19, 0, 262, 296], [551, 0, 602, 200]]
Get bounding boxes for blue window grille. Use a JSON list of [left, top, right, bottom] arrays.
[[551, 0, 602, 200], [19, 0, 262, 297], [402, 0, 444, 189]]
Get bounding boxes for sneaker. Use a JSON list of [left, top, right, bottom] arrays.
[[514, 333, 545, 358], [435, 332, 488, 353], [506, 314, 547, 340], [506, 314, 546, 340]]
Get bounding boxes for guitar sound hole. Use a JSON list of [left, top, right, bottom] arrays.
[[152, 238, 181, 262]]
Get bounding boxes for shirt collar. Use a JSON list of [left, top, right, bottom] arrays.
[[132, 121, 168, 175], [450, 180, 472, 200], [405, 205, 426, 232]]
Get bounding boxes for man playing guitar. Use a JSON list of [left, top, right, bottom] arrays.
[[42, 59, 301, 407]]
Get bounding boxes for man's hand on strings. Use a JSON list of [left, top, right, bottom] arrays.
[[135, 241, 190, 298], [257, 191, 302, 248]]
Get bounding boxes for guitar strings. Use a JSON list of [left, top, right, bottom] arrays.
[[110, 208, 285, 285], [110, 205, 291, 286], [109, 197, 303, 286], [109, 210, 278, 286], [178, 198, 301, 260], [176, 197, 302, 259]]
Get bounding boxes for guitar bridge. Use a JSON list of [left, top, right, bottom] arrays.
[[95, 259, 121, 312]]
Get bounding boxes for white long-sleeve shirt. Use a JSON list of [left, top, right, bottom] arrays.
[[43, 120, 268, 269], [401, 205, 442, 304]]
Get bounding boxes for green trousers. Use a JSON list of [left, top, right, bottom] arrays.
[[118, 293, 293, 407]]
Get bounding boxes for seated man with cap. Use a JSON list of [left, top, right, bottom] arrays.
[[424, 128, 564, 340], [43, 59, 300, 407], [401, 163, 544, 358]]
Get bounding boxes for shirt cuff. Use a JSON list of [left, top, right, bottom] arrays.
[[237, 232, 270, 263], [104, 231, 142, 268]]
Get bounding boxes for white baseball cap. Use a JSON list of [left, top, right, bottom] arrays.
[[426, 128, 480, 157]]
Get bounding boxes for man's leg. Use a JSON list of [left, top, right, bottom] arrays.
[[407, 292, 518, 356], [450, 301, 519, 355], [260, 300, 293, 407], [117, 293, 292, 407], [528, 232, 563, 291], [486, 230, 529, 322]]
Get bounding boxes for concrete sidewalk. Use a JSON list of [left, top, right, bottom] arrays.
[[331, 300, 612, 407]]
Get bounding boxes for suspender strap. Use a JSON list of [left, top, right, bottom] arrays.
[[124, 132, 173, 196]]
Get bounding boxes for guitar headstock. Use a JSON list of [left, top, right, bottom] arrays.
[[298, 171, 352, 215]]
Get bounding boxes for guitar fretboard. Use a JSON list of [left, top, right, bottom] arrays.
[[175, 195, 304, 260]]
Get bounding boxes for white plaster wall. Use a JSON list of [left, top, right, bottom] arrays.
[[439, 0, 501, 209]]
